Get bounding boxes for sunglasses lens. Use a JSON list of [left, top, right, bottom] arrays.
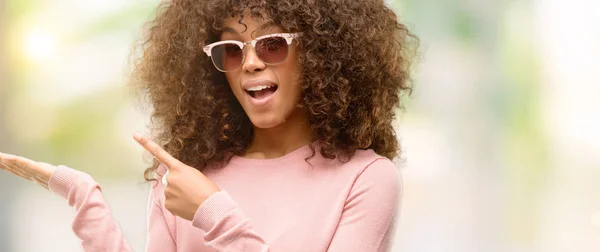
[[211, 43, 243, 71], [208, 36, 292, 72], [256, 37, 289, 64]]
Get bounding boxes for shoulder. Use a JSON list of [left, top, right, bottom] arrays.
[[349, 150, 401, 190], [347, 149, 400, 178], [340, 150, 403, 214]]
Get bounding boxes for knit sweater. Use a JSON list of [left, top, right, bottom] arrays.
[[48, 144, 402, 251]]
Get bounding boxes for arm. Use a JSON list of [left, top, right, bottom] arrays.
[[51, 165, 180, 252], [48, 166, 134, 252], [191, 190, 269, 251], [144, 165, 177, 252], [190, 158, 402, 252], [326, 158, 402, 251]]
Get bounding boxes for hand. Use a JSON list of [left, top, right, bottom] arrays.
[[0, 152, 57, 190], [133, 132, 221, 221]]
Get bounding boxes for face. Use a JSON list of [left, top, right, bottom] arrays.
[[218, 15, 303, 129]]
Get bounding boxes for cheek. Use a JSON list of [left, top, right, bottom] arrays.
[[288, 51, 301, 77], [289, 64, 303, 99], [225, 72, 235, 87], [280, 54, 302, 92], [225, 73, 242, 95]]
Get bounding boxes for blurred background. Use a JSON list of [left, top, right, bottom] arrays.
[[0, 0, 598, 251]]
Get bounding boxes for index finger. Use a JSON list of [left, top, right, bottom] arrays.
[[133, 132, 181, 168]]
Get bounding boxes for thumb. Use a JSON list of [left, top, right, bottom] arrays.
[[157, 163, 170, 185]]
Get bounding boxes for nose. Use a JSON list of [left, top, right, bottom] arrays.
[[242, 46, 266, 73]]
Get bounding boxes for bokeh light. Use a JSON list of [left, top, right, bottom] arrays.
[[0, 0, 598, 251], [23, 28, 57, 62]]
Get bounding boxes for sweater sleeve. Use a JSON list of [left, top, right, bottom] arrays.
[[191, 190, 269, 251], [326, 158, 402, 252], [190, 158, 402, 252], [145, 165, 177, 252], [48, 165, 134, 252]]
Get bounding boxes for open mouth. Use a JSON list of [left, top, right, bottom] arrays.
[[245, 85, 279, 100]]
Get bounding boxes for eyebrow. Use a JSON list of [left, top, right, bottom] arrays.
[[221, 21, 278, 36]]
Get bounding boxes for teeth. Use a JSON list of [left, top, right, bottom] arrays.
[[245, 85, 275, 92]]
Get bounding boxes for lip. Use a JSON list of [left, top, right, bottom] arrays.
[[242, 79, 278, 90], [241, 79, 279, 107]]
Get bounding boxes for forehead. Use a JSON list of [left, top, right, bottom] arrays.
[[221, 14, 278, 35]]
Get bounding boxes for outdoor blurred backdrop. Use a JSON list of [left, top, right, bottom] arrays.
[[0, 0, 598, 251]]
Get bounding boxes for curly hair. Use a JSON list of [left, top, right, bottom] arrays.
[[131, 0, 418, 179]]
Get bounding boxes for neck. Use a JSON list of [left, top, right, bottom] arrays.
[[245, 108, 313, 159]]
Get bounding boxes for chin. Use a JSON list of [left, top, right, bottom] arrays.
[[248, 114, 286, 129]]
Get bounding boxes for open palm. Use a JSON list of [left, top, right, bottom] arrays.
[[1, 133, 220, 221], [0, 153, 56, 190]]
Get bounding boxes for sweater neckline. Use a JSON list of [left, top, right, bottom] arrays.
[[228, 144, 315, 167]]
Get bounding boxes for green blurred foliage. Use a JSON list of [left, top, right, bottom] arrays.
[[3, 0, 550, 243], [4, 0, 157, 179]]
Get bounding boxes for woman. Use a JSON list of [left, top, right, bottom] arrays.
[[0, 0, 417, 251]]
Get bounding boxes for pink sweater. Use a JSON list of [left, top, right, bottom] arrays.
[[48, 145, 402, 252]]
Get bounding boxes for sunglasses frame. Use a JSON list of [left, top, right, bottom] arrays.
[[203, 33, 301, 72]]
